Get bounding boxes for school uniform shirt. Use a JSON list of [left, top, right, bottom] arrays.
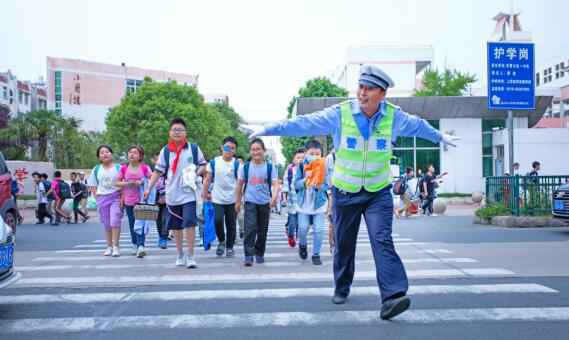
[[155, 144, 207, 206], [36, 182, 48, 204], [87, 164, 121, 196], [238, 162, 278, 205], [207, 156, 238, 205]]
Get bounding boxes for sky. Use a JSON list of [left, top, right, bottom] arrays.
[[2, 0, 568, 123]]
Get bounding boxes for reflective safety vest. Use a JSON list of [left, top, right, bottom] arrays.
[[332, 100, 395, 193]]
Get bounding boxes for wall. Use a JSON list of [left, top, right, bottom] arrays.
[[439, 118, 484, 193], [493, 128, 569, 175], [6, 161, 55, 196]]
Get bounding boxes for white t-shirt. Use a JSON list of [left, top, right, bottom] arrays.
[[36, 182, 47, 204], [87, 164, 120, 196], [207, 156, 238, 205]]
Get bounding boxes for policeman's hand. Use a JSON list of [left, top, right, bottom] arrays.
[[441, 133, 460, 147], [239, 124, 266, 140]]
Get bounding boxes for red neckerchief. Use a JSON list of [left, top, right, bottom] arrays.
[[167, 138, 187, 175]]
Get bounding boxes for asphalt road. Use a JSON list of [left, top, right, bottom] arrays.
[[2, 210, 569, 340]]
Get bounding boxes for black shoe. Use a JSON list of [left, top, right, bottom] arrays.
[[299, 245, 308, 260], [35, 221, 45, 225], [244, 256, 254, 267], [82, 216, 90, 223], [311, 255, 322, 265], [216, 243, 225, 257], [332, 294, 347, 305], [380, 295, 411, 320], [226, 248, 235, 257], [255, 255, 265, 264]]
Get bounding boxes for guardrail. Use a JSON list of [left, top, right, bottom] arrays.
[[486, 175, 569, 216]]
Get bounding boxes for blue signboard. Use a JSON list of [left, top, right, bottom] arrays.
[[487, 42, 535, 110]]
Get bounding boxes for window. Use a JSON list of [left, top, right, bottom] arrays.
[[54, 71, 62, 114], [18, 92, 23, 104], [24, 93, 29, 105], [392, 119, 440, 175], [482, 119, 505, 177], [536, 73, 540, 87], [126, 79, 143, 94], [9, 89, 13, 104]]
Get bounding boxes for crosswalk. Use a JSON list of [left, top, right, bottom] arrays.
[[1, 214, 568, 336]]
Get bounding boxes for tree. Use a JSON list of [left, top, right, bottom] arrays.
[[207, 102, 249, 159], [281, 77, 348, 164], [414, 69, 477, 97], [105, 80, 243, 161]]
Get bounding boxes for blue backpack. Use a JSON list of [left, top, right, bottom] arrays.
[[209, 158, 240, 182], [243, 161, 273, 198]]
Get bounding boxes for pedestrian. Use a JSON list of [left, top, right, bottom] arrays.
[[32, 172, 53, 225], [235, 138, 278, 267], [40, 173, 56, 223], [47, 170, 72, 225], [117, 146, 152, 258], [512, 162, 520, 176], [151, 152, 169, 249], [87, 145, 123, 257], [202, 136, 240, 258], [420, 165, 437, 216], [70, 172, 89, 223], [282, 147, 305, 248], [78, 171, 89, 215], [528, 161, 540, 177], [246, 64, 459, 319], [145, 117, 207, 268], [395, 167, 414, 218], [294, 139, 330, 265]]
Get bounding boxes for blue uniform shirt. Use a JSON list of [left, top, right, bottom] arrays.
[[263, 99, 442, 148]]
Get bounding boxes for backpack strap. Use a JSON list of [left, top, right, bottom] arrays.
[[162, 146, 170, 179], [233, 159, 240, 179], [119, 164, 128, 179], [190, 143, 199, 166], [287, 166, 293, 191], [267, 162, 273, 198], [243, 161, 250, 194], [209, 159, 216, 182], [94, 164, 101, 185]]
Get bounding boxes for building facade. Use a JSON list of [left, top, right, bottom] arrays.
[[535, 55, 569, 118], [46, 57, 199, 131], [0, 70, 47, 119]]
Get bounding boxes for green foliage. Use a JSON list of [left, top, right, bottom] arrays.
[[282, 77, 348, 164], [475, 204, 511, 220], [437, 192, 472, 198], [207, 103, 249, 159], [105, 80, 243, 162], [0, 110, 100, 168], [415, 69, 477, 97]]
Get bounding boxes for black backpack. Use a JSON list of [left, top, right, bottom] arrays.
[[392, 176, 408, 195], [57, 179, 72, 199], [43, 180, 55, 200]]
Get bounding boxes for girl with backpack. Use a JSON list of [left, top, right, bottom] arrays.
[[87, 145, 123, 257], [117, 146, 152, 258], [235, 138, 278, 267]]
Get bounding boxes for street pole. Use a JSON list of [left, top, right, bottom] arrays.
[[507, 109, 514, 174]]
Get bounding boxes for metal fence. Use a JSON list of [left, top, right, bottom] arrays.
[[486, 176, 569, 216]]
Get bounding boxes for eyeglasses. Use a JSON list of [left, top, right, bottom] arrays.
[[170, 128, 186, 133]]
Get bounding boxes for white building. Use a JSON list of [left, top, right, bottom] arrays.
[[331, 45, 434, 98], [204, 93, 229, 105], [0, 70, 47, 118], [535, 55, 569, 118]]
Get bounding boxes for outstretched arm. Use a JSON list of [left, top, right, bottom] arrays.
[[254, 105, 341, 138]]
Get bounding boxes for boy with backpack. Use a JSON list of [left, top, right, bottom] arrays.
[[71, 172, 90, 223], [394, 167, 413, 218], [235, 138, 278, 267], [202, 136, 240, 258], [145, 117, 207, 268], [47, 170, 72, 224]]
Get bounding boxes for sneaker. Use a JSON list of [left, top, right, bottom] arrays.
[[244, 256, 254, 267], [186, 255, 197, 269], [158, 238, 168, 249], [103, 246, 112, 256], [131, 244, 138, 256], [299, 245, 308, 260], [175, 254, 186, 266], [82, 216, 90, 223], [380, 295, 411, 320], [226, 248, 235, 258], [112, 246, 120, 257], [255, 255, 265, 264], [216, 243, 225, 257], [136, 246, 146, 258], [288, 236, 296, 248], [311, 255, 322, 265]]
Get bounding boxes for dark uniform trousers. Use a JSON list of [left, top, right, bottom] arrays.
[[332, 186, 408, 303]]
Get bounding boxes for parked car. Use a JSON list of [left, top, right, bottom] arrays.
[[552, 183, 569, 224], [0, 152, 19, 232], [0, 214, 18, 288]]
